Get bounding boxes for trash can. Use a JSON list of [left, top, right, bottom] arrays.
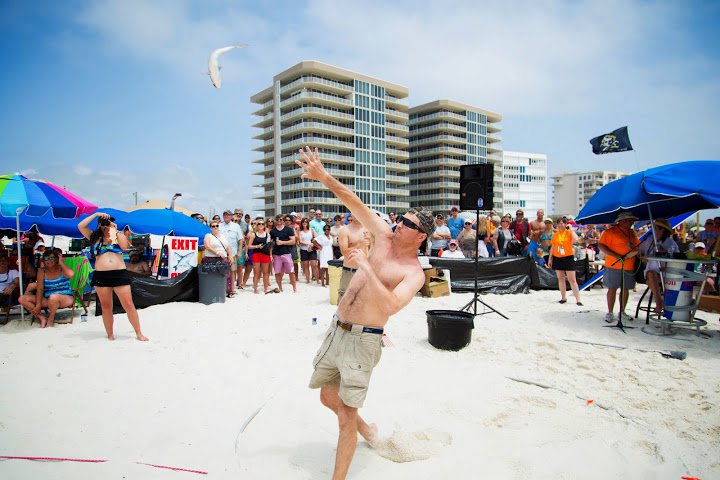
[[328, 260, 343, 305], [663, 261, 696, 321], [426, 310, 474, 351], [198, 262, 229, 305]]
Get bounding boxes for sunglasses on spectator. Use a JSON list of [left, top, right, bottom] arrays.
[[465, 222, 472, 226], [396, 214, 422, 232], [284, 218, 292, 222], [43, 256, 56, 261], [211, 224, 219, 228]]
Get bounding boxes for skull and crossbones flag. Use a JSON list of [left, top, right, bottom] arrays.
[[589, 126, 633, 154]]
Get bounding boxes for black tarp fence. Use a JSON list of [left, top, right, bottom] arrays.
[[95, 267, 199, 316], [430, 256, 592, 294]]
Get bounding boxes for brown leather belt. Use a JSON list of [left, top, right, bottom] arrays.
[[336, 319, 383, 335], [342, 266, 357, 272]]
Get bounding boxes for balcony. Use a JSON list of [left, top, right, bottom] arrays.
[[386, 121, 409, 133], [386, 147, 410, 159], [487, 123, 502, 133], [410, 134, 466, 147], [411, 145, 466, 158], [386, 200, 410, 209], [252, 98, 274, 116], [487, 134, 502, 143], [410, 122, 466, 136], [385, 108, 409, 121], [487, 144, 502, 153], [386, 161, 410, 172], [280, 106, 354, 123], [385, 135, 410, 146], [386, 187, 409, 196], [280, 121, 354, 138], [410, 180, 461, 190], [384, 94, 408, 107], [252, 164, 277, 175], [409, 157, 465, 169], [252, 112, 274, 128], [280, 75, 353, 96], [279, 152, 355, 165], [253, 125, 274, 141], [280, 90, 352, 109], [252, 151, 275, 163], [386, 174, 410, 184], [280, 136, 354, 151], [410, 169, 459, 180], [408, 110, 466, 126]]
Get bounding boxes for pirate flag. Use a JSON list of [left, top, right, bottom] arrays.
[[589, 126, 633, 155]]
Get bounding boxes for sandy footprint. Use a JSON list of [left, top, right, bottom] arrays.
[[373, 428, 452, 463]]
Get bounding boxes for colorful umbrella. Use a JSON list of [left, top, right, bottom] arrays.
[[0, 174, 98, 218], [0, 174, 98, 321]]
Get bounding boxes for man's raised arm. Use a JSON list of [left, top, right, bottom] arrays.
[[297, 146, 389, 237]]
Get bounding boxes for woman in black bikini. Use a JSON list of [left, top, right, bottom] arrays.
[[78, 212, 148, 341]]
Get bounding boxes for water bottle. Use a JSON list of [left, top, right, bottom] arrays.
[[312, 317, 317, 325]]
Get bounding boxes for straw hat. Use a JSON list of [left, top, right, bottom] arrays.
[[653, 218, 673, 234], [615, 212, 638, 223]]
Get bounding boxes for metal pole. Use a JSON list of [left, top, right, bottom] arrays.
[[474, 208, 479, 316], [15, 208, 25, 322]]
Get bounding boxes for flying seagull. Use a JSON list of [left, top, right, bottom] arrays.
[[208, 44, 246, 88]]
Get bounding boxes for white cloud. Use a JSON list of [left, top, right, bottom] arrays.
[[17, 168, 38, 176], [74, 165, 92, 175]]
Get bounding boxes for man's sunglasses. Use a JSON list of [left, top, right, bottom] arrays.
[[210, 224, 219, 228], [43, 256, 56, 261], [396, 214, 422, 232]]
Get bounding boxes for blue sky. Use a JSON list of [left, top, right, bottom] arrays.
[[1, 0, 719, 219]]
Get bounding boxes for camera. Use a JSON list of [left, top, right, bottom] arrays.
[[98, 216, 115, 227]]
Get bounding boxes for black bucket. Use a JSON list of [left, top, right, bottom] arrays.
[[426, 310, 475, 351]]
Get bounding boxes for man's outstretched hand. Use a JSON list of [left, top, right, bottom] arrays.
[[296, 146, 327, 183]]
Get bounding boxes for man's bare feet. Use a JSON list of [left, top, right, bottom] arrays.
[[364, 423, 379, 447], [107, 335, 115, 341], [38, 314, 47, 328], [136, 334, 149, 341]]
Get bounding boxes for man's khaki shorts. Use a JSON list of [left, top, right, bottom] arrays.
[[308, 314, 382, 408]]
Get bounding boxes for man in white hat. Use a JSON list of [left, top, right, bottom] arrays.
[[598, 212, 640, 323]]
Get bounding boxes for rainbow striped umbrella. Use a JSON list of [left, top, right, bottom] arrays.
[[0, 174, 98, 218], [0, 174, 97, 322]]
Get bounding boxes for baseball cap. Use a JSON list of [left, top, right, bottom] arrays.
[[450, 206, 459, 212], [289, 211, 297, 217], [223, 210, 233, 216], [695, 242, 706, 249]]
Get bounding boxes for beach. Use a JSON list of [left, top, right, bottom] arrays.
[[1, 285, 718, 479]]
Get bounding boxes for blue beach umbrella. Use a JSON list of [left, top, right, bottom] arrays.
[[576, 160, 720, 225], [124, 209, 210, 243]]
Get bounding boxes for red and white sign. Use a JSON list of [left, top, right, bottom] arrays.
[[167, 237, 198, 278]]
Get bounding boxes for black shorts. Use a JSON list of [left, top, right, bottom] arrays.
[[91, 269, 132, 287], [551, 255, 576, 271], [300, 249, 317, 261]]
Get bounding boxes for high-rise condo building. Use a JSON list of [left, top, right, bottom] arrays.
[[500, 151, 548, 214], [251, 61, 410, 217], [408, 100, 502, 214], [552, 170, 630, 217]]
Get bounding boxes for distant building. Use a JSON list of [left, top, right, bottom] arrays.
[[408, 100, 502, 214], [500, 151, 548, 214], [552, 170, 630, 217], [250, 61, 410, 217]]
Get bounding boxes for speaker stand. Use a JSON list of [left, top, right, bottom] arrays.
[[459, 207, 508, 319]]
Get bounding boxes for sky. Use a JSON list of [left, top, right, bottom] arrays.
[[1, 0, 719, 219]]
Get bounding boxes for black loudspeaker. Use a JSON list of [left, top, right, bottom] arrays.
[[460, 164, 494, 210]]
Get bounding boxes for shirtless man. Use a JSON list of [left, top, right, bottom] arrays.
[[126, 250, 151, 276], [528, 209, 545, 260], [337, 213, 370, 303], [297, 146, 435, 480]]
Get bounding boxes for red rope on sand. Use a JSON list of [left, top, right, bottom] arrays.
[[136, 462, 208, 475], [0, 455, 107, 463]]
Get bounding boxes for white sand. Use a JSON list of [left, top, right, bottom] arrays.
[[1, 283, 719, 479]]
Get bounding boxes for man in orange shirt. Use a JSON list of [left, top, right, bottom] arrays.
[[598, 212, 640, 323]]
